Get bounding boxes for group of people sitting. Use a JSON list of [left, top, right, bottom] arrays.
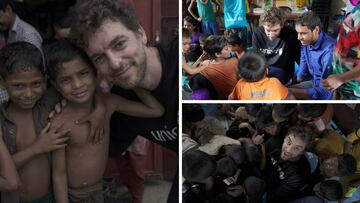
[[182, 103, 360, 203], [182, 0, 359, 100]]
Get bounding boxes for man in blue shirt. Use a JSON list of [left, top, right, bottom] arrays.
[[290, 11, 335, 100]]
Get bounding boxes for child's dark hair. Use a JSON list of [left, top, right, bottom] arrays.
[[44, 39, 95, 81], [245, 146, 263, 164], [183, 104, 205, 123], [0, 0, 12, 10], [0, 42, 44, 78], [55, 12, 73, 29], [219, 144, 246, 165], [256, 105, 274, 129], [337, 154, 357, 177], [184, 16, 200, 32], [203, 35, 228, 59], [319, 180, 343, 201], [183, 150, 216, 182], [273, 104, 298, 121], [215, 156, 237, 178], [227, 32, 246, 50], [199, 34, 210, 44], [183, 28, 192, 40], [243, 176, 266, 203], [238, 50, 267, 82], [185, 44, 202, 63], [245, 104, 262, 117], [298, 104, 327, 119]]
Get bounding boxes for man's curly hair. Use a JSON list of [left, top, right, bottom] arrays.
[[70, 0, 141, 48]]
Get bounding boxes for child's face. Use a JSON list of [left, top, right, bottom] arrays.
[[2, 68, 45, 109], [182, 37, 191, 53], [184, 20, 195, 32], [53, 57, 97, 105]]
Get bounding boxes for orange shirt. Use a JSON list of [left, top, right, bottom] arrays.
[[229, 77, 289, 100], [200, 57, 238, 99]]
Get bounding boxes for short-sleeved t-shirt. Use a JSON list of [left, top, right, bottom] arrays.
[[109, 37, 179, 156], [229, 77, 289, 100], [200, 57, 238, 99]]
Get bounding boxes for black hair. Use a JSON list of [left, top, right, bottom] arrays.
[[319, 180, 343, 201], [287, 124, 314, 144], [199, 33, 210, 43], [0, 42, 44, 78], [298, 104, 327, 119], [238, 49, 267, 82], [54, 12, 73, 29], [183, 104, 205, 123], [203, 35, 228, 59], [245, 104, 262, 117], [272, 104, 298, 121], [295, 11, 322, 31], [337, 154, 357, 177], [215, 156, 237, 178], [185, 44, 202, 63], [243, 176, 266, 203], [245, 146, 263, 164], [226, 32, 246, 50], [44, 39, 95, 81], [256, 105, 274, 129], [219, 145, 246, 165], [0, 0, 12, 10], [184, 15, 200, 32], [183, 28, 192, 39], [183, 150, 216, 182]]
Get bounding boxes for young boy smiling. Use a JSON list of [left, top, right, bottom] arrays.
[[45, 39, 164, 203]]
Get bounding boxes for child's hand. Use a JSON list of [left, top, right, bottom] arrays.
[[36, 122, 70, 153], [75, 87, 107, 144], [252, 134, 265, 145], [226, 185, 244, 197], [48, 100, 67, 119]]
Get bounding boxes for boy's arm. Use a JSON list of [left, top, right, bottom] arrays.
[[322, 66, 360, 91], [188, 0, 201, 22], [52, 148, 69, 203], [108, 88, 165, 118], [0, 135, 19, 191], [287, 88, 305, 99], [12, 122, 69, 169], [182, 57, 209, 75]]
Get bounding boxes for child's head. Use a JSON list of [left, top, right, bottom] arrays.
[[238, 50, 267, 82], [199, 34, 210, 50], [245, 104, 262, 122], [183, 150, 216, 182], [203, 35, 230, 59], [243, 176, 266, 203], [215, 156, 237, 178], [272, 104, 298, 123], [320, 154, 357, 177], [219, 144, 246, 165], [182, 28, 192, 53], [298, 104, 327, 122], [183, 16, 199, 33], [226, 32, 246, 53], [185, 44, 202, 63], [45, 39, 97, 105], [0, 42, 46, 109], [313, 180, 343, 201], [256, 105, 279, 135], [245, 146, 263, 164], [54, 13, 73, 39]]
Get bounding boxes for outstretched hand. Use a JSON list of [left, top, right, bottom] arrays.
[[321, 75, 343, 91]]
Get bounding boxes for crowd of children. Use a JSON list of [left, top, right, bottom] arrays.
[[182, 0, 360, 100], [182, 103, 360, 203]]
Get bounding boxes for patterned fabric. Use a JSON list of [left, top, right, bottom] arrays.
[[0, 15, 42, 50], [332, 5, 360, 94], [0, 88, 9, 103]]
